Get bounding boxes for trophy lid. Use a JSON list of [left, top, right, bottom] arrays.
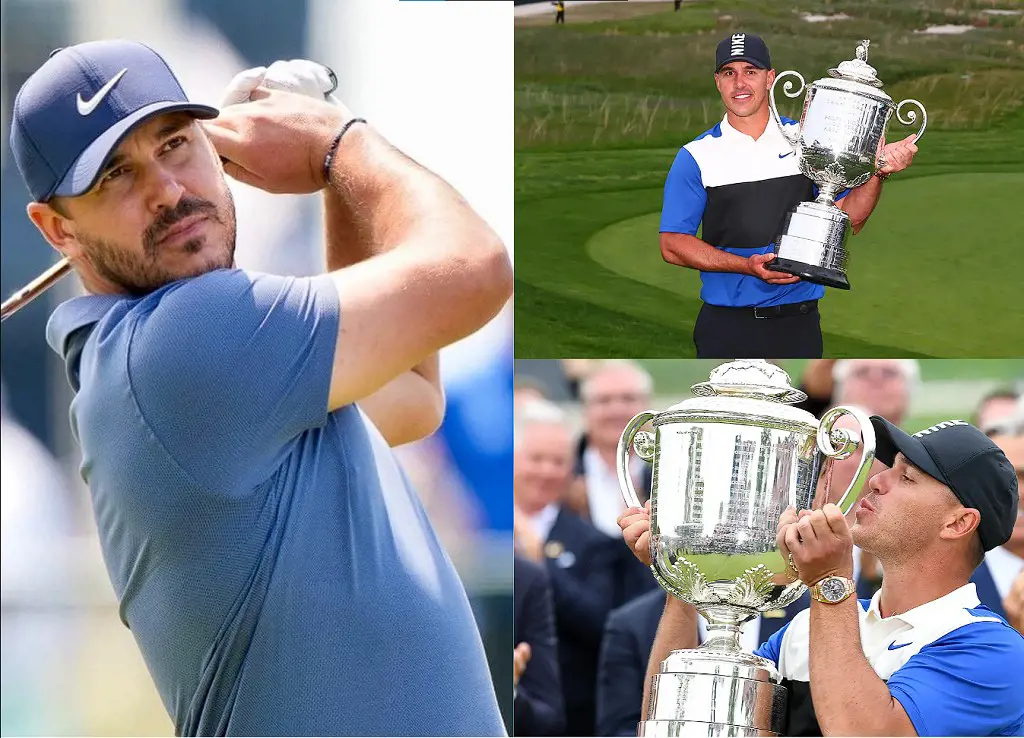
[[828, 39, 884, 88], [690, 360, 807, 404]]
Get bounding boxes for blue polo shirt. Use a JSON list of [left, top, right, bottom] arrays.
[[46, 268, 505, 737], [753, 584, 1024, 736], [661, 115, 848, 308]]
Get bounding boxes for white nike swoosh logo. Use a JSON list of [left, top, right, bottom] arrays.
[[76, 69, 128, 116]]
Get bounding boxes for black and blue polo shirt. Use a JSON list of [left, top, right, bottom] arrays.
[[753, 583, 1024, 736], [659, 115, 847, 308]]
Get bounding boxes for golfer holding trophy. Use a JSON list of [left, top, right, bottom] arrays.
[[660, 35, 922, 359], [616, 361, 1024, 736]]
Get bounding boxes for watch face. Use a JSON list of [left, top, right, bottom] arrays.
[[820, 577, 847, 602]]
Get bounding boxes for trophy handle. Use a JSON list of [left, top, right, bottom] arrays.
[[895, 98, 927, 143], [769, 70, 805, 151], [817, 405, 877, 514], [617, 411, 657, 509]]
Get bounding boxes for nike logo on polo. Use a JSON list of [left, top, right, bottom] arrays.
[[888, 640, 912, 650], [778, 152, 794, 159], [76, 69, 128, 115]]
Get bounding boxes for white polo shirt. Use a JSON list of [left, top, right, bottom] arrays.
[[754, 583, 1024, 736]]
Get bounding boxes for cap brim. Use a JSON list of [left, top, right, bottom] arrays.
[[716, 56, 769, 72], [869, 415, 951, 487], [51, 100, 219, 199]]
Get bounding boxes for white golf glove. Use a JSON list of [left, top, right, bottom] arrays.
[[219, 59, 340, 107]]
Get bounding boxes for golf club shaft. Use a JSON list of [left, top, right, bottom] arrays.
[[0, 258, 72, 322]]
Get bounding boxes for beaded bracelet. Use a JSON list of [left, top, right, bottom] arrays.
[[323, 117, 367, 184]]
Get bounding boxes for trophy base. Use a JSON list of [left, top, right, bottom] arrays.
[[770, 201, 852, 290], [770, 257, 850, 291], [644, 650, 787, 736]]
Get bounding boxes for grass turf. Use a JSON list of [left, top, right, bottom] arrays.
[[514, 0, 1024, 357]]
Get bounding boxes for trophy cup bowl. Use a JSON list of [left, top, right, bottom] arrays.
[[767, 40, 927, 290], [617, 360, 876, 736]]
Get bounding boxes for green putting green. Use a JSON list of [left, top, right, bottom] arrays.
[[582, 173, 1024, 357]]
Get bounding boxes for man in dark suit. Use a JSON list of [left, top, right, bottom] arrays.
[[514, 555, 565, 737], [515, 399, 621, 736], [973, 429, 1024, 622], [569, 361, 661, 608], [595, 588, 810, 736]]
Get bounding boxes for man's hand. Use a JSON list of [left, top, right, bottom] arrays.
[[780, 504, 855, 585], [747, 253, 800, 285], [877, 134, 919, 177], [618, 500, 653, 567], [513, 642, 532, 687], [776, 505, 800, 578], [1004, 569, 1024, 636], [203, 88, 352, 194], [514, 508, 545, 563]]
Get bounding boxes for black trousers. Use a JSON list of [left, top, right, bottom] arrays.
[[693, 302, 823, 358], [555, 10, 564, 23]]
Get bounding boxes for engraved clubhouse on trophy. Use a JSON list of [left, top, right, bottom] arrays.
[[768, 40, 928, 290]]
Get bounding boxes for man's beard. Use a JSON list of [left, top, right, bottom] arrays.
[[79, 191, 237, 297]]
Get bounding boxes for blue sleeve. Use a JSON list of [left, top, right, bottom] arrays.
[[127, 269, 340, 491], [659, 147, 706, 235], [887, 622, 1024, 737], [753, 621, 790, 667]]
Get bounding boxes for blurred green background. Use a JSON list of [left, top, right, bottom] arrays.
[[637, 358, 1024, 431], [514, 0, 1024, 357]]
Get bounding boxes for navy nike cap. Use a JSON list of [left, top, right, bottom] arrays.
[[10, 40, 218, 203], [870, 416, 1019, 551], [715, 32, 771, 72]]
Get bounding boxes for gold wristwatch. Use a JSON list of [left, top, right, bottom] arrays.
[[810, 576, 856, 604]]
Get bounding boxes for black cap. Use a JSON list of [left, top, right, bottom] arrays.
[[870, 416, 1019, 551], [715, 33, 771, 72]]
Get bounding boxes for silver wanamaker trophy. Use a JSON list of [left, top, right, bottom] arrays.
[[617, 360, 876, 736], [768, 40, 927, 290]]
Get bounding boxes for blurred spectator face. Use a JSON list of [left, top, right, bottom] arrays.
[[977, 395, 1019, 434], [836, 360, 912, 424], [29, 113, 237, 297], [583, 365, 651, 453], [514, 421, 573, 511], [990, 434, 1024, 553]]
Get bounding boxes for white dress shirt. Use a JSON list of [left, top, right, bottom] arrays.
[[527, 503, 560, 543], [583, 446, 644, 539]]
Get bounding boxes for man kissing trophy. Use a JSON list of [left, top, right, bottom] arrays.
[[617, 360, 876, 735]]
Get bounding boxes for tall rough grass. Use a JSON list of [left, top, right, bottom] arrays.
[[516, 0, 1024, 150]]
